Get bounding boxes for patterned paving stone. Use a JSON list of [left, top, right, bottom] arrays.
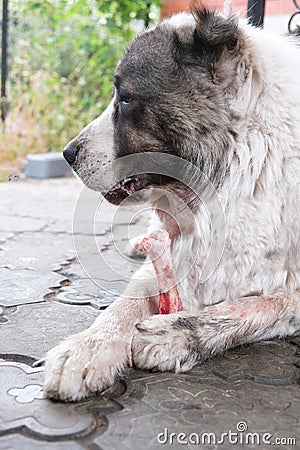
[[0, 233, 75, 272], [0, 268, 67, 308], [189, 339, 300, 385], [1, 177, 299, 450], [92, 370, 300, 450], [0, 216, 47, 234], [0, 434, 84, 450], [0, 178, 82, 235], [0, 302, 99, 358], [0, 233, 14, 245], [57, 247, 144, 303], [0, 178, 80, 217], [53, 272, 118, 309], [71, 209, 149, 298], [0, 362, 96, 439]]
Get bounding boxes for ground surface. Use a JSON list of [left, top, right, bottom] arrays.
[[0, 177, 299, 450]]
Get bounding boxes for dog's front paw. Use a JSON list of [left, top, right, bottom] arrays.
[[43, 332, 131, 401], [132, 314, 196, 373]]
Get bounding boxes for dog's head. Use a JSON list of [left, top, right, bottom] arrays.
[[64, 7, 251, 209]]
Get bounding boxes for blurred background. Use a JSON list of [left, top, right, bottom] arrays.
[[0, 0, 299, 181]]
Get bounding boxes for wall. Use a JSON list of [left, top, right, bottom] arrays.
[[161, 1, 297, 18]]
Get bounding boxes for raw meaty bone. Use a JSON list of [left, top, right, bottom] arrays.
[[141, 230, 183, 314]]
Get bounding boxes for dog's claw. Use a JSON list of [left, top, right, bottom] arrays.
[[33, 357, 46, 367], [135, 322, 146, 331]]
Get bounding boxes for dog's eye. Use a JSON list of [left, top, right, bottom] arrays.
[[113, 94, 134, 122], [120, 97, 132, 106]]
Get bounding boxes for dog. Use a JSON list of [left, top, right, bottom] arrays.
[[43, 6, 300, 401]]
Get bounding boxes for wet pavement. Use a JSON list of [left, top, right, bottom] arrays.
[[0, 177, 299, 449]]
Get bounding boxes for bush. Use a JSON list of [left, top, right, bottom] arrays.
[[2, 0, 161, 163]]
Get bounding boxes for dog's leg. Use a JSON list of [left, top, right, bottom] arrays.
[[44, 269, 157, 401], [132, 293, 300, 372]]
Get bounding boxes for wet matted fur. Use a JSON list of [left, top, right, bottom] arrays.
[[44, 6, 300, 401]]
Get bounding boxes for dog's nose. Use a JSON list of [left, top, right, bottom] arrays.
[[63, 144, 79, 165]]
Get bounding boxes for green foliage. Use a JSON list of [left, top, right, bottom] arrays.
[[6, 0, 161, 153]]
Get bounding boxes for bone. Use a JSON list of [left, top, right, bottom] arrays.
[[141, 230, 183, 314]]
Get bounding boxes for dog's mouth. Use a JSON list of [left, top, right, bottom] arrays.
[[103, 174, 181, 206], [104, 175, 148, 205]]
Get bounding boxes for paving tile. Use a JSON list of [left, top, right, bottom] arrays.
[[0, 216, 47, 234], [0, 434, 84, 450], [53, 275, 118, 309], [92, 370, 300, 450], [188, 339, 300, 385], [0, 302, 99, 358], [0, 178, 81, 217], [0, 233, 74, 272], [61, 252, 141, 300], [0, 362, 95, 440], [71, 213, 149, 299], [1, 177, 299, 449], [0, 233, 14, 245], [0, 178, 81, 235], [0, 268, 67, 307]]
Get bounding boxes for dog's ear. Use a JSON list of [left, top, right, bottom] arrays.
[[174, 8, 239, 70], [192, 7, 238, 52]]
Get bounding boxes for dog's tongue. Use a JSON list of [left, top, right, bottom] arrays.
[[141, 230, 183, 314]]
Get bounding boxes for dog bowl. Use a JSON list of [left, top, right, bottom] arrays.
[[25, 152, 71, 179]]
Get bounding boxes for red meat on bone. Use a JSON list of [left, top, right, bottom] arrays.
[[141, 230, 183, 314]]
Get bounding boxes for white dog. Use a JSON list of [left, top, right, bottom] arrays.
[[44, 6, 300, 401]]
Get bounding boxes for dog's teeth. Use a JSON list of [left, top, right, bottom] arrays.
[[129, 182, 136, 194]]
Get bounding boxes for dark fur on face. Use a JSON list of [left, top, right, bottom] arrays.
[[108, 8, 239, 206]]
